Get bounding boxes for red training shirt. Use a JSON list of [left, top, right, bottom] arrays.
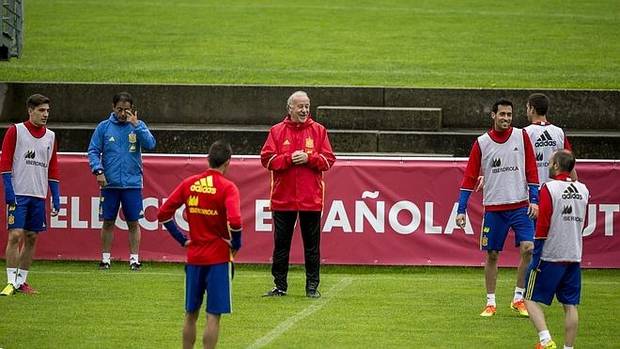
[[460, 127, 538, 211], [157, 169, 241, 265], [0, 120, 59, 180]]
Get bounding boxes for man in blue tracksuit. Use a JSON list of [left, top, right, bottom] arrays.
[[88, 92, 156, 271]]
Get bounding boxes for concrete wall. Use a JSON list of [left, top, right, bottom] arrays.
[[1, 82, 617, 130]]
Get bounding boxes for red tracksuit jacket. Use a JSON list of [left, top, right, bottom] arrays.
[[260, 115, 336, 211]]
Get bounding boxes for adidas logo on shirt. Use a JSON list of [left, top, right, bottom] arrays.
[[492, 158, 501, 167], [562, 183, 583, 200], [24, 150, 36, 159], [534, 130, 557, 147], [536, 152, 544, 161]]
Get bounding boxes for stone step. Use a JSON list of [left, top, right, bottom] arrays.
[[0, 123, 617, 158], [316, 106, 442, 131]]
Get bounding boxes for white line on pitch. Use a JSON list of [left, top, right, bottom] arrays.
[[247, 277, 354, 349], [29, 270, 620, 285]]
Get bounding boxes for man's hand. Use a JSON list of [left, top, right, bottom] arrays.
[[456, 213, 467, 229], [292, 150, 308, 165], [96, 173, 108, 187], [474, 176, 484, 192], [184, 240, 191, 247], [528, 203, 539, 219], [51, 197, 60, 217], [126, 109, 139, 127], [223, 238, 239, 257]]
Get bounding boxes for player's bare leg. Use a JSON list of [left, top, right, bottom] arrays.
[[516, 241, 534, 288], [2, 229, 23, 294], [510, 241, 534, 316], [127, 221, 141, 255], [101, 220, 115, 254], [525, 300, 547, 331], [526, 299, 554, 346], [563, 304, 578, 347], [479, 250, 500, 316], [17, 231, 38, 270], [204, 313, 221, 349], [5, 229, 23, 269], [183, 311, 199, 349], [485, 250, 499, 294]]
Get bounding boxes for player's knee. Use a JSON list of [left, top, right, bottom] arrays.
[[487, 251, 500, 261], [102, 220, 115, 229], [7, 231, 22, 245], [521, 243, 534, 256], [23, 233, 37, 247]]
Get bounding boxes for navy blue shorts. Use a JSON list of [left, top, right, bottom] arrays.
[[7, 195, 47, 232], [185, 262, 232, 314], [525, 260, 581, 306], [99, 188, 144, 221], [480, 207, 534, 251]]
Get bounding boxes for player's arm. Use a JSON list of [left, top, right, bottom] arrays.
[[533, 185, 552, 260], [0, 125, 17, 206], [523, 131, 539, 218], [224, 184, 243, 252], [48, 140, 60, 216], [87, 124, 105, 173], [157, 181, 190, 247], [456, 141, 481, 228], [260, 128, 292, 171], [134, 121, 156, 150], [307, 128, 336, 171]]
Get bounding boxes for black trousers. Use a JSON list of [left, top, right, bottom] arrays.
[[271, 211, 321, 292]]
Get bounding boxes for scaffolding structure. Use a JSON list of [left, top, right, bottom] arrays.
[[1, 0, 23, 60]]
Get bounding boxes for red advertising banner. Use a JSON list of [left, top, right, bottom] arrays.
[[1, 154, 618, 268]]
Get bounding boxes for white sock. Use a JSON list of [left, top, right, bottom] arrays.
[[15, 269, 28, 288], [538, 330, 551, 344], [102, 253, 111, 264], [563, 346, 573, 349], [7, 268, 17, 286], [514, 287, 525, 301], [129, 254, 139, 264], [486, 293, 496, 306]]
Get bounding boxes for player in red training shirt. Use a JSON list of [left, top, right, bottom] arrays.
[[1, 94, 60, 296], [525, 150, 589, 349], [456, 98, 539, 317], [157, 141, 242, 349]]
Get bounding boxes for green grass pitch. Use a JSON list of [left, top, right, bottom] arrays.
[[0, 261, 618, 348], [0, 0, 618, 88]]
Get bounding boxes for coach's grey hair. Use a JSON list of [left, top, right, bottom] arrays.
[[286, 91, 309, 111]]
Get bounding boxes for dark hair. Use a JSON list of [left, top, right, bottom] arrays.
[[113, 92, 133, 106], [528, 93, 549, 116], [554, 150, 575, 172], [208, 140, 232, 168], [26, 94, 50, 109], [492, 98, 513, 113]]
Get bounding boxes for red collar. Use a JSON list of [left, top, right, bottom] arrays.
[[24, 120, 47, 138], [551, 172, 571, 181], [488, 127, 513, 143]]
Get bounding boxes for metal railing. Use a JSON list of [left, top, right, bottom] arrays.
[[1, 0, 24, 60]]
